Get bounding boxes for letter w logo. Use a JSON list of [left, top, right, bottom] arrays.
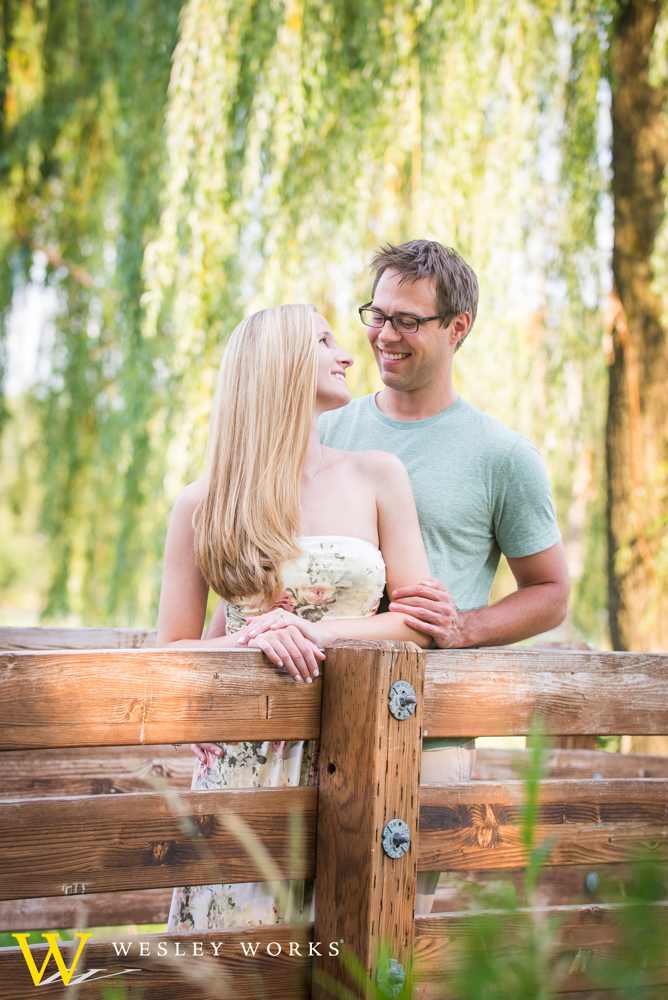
[[12, 932, 92, 985]]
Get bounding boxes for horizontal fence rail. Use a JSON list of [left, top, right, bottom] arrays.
[[0, 926, 313, 1000], [0, 744, 195, 799], [1, 636, 668, 1000], [414, 903, 668, 997], [433, 861, 668, 913], [0, 787, 317, 900], [0, 649, 322, 748], [0, 626, 158, 650], [425, 648, 668, 736], [3, 745, 668, 803], [0, 887, 175, 934], [3, 778, 667, 902], [419, 779, 668, 870], [5, 905, 668, 1000], [3, 646, 668, 750]]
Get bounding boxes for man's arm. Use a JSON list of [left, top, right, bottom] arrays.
[[388, 540, 570, 648]]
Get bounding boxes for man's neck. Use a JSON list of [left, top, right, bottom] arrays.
[[375, 380, 460, 422]]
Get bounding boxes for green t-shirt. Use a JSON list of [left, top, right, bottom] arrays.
[[318, 394, 561, 750]]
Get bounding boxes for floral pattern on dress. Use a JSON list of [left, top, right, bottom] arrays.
[[167, 536, 385, 931], [224, 536, 385, 629]]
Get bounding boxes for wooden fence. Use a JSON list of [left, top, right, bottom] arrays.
[[1, 628, 668, 998]]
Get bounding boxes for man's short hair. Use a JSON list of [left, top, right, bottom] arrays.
[[370, 240, 479, 350]]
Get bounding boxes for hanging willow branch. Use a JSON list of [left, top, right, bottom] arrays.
[[0, 0, 629, 638]]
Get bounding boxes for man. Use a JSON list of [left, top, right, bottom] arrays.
[[206, 239, 569, 913], [317, 240, 569, 912], [321, 240, 568, 648]]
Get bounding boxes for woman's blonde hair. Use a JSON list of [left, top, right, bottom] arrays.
[[194, 304, 318, 601]]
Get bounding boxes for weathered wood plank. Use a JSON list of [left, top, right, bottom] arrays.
[[3, 746, 665, 803], [424, 648, 668, 736], [4, 647, 668, 749], [0, 786, 317, 900], [0, 745, 194, 799], [413, 903, 668, 996], [312, 640, 424, 999], [0, 887, 173, 932], [418, 779, 668, 871], [0, 626, 157, 650], [472, 747, 668, 782], [0, 648, 321, 748], [552, 736, 598, 750], [433, 862, 668, 912], [0, 926, 312, 999]]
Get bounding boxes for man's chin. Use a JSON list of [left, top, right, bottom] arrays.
[[380, 367, 413, 390]]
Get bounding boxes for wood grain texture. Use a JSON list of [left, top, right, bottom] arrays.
[[473, 747, 668, 782], [433, 862, 668, 912], [0, 626, 157, 650], [0, 745, 194, 799], [418, 779, 668, 871], [0, 786, 316, 900], [312, 640, 424, 1000], [3, 746, 665, 801], [0, 648, 321, 748], [553, 736, 598, 750], [424, 648, 668, 736], [0, 925, 312, 999], [0, 886, 173, 932], [4, 647, 668, 749], [413, 903, 668, 996]]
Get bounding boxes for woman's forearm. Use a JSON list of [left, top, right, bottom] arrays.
[[316, 612, 431, 648]]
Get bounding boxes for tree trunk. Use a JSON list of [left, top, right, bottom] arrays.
[[607, 0, 668, 654]]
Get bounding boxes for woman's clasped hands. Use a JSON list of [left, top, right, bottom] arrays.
[[235, 610, 325, 683]]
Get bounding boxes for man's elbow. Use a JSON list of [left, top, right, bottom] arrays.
[[550, 579, 570, 628]]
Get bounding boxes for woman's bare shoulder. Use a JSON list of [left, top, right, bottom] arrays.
[[172, 478, 206, 517], [327, 447, 407, 480]]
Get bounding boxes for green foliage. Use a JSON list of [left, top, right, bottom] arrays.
[[591, 861, 668, 995], [0, 0, 182, 624], [444, 735, 668, 999], [0, 0, 623, 632], [0, 927, 73, 949]]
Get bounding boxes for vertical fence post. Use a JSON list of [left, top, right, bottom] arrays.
[[312, 639, 424, 1000]]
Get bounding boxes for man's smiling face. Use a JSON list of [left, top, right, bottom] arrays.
[[368, 268, 455, 393]]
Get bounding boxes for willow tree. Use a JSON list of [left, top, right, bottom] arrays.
[[0, 0, 182, 622], [141, 0, 610, 632], [0, 0, 626, 637]]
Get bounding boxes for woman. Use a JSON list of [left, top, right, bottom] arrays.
[[158, 303, 431, 931]]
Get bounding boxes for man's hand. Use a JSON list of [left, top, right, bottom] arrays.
[[391, 543, 570, 649], [389, 578, 462, 647]]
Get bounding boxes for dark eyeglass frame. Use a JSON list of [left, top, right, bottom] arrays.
[[358, 302, 455, 335]]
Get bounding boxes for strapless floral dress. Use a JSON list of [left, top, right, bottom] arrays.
[[167, 535, 386, 930]]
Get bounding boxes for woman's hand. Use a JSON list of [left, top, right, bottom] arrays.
[[246, 624, 325, 683], [190, 743, 224, 764], [236, 609, 323, 647]]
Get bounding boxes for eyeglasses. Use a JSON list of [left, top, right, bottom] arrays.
[[358, 302, 454, 335]]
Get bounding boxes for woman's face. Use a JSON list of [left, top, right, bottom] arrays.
[[315, 313, 353, 413]]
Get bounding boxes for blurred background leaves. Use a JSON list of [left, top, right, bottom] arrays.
[[0, 0, 663, 650]]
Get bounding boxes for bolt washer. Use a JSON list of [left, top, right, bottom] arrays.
[[376, 957, 406, 998], [388, 680, 417, 721], [382, 818, 411, 859]]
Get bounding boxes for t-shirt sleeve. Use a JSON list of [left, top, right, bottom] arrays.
[[492, 437, 562, 559], [317, 410, 333, 446]]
